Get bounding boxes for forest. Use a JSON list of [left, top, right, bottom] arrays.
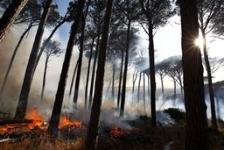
[[0, 0, 223, 149]]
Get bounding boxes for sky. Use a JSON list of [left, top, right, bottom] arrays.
[[49, 0, 224, 90]]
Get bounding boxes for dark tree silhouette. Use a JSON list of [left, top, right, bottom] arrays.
[[47, 0, 86, 136], [41, 40, 62, 101], [73, 1, 91, 106], [85, 0, 113, 149], [139, 0, 174, 127], [179, 0, 208, 149], [0, 1, 60, 100], [15, 0, 53, 119], [0, 0, 29, 42], [198, 0, 224, 130]]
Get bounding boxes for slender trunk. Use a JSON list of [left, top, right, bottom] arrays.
[[84, 38, 95, 109], [0, 22, 33, 98], [120, 19, 131, 117], [41, 55, 49, 101], [132, 72, 138, 102], [173, 78, 176, 106], [148, 75, 150, 98], [15, 0, 52, 119], [148, 23, 156, 127], [112, 63, 115, 100], [137, 72, 141, 103], [117, 50, 124, 108], [160, 74, 164, 97], [69, 60, 79, 96], [47, 0, 85, 137], [73, 17, 85, 106], [202, 31, 218, 130], [85, 0, 113, 149], [180, 0, 208, 149], [73, 2, 90, 106], [34, 19, 67, 72], [89, 34, 100, 109], [143, 74, 146, 113], [0, 0, 29, 42]]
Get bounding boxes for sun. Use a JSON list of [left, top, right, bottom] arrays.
[[194, 36, 204, 50]]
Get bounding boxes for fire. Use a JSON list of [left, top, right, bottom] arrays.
[[0, 124, 14, 133], [58, 116, 83, 129], [25, 108, 45, 129], [110, 127, 125, 137]]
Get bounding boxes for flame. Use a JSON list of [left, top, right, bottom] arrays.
[[110, 127, 125, 137], [59, 116, 83, 129], [0, 124, 14, 133], [25, 108, 44, 129]]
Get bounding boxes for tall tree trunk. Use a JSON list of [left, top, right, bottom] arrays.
[[0, 22, 33, 98], [47, 0, 85, 137], [180, 0, 208, 149], [40, 55, 49, 101], [73, 2, 90, 106], [160, 74, 164, 97], [132, 72, 138, 102], [148, 75, 150, 98], [34, 19, 67, 72], [89, 34, 100, 109], [120, 19, 131, 117], [73, 20, 85, 106], [117, 50, 124, 108], [0, 0, 29, 42], [15, 0, 53, 119], [69, 60, 79, 96], [137, 72, 142, 103], [84, 37, 95, 109], [85, 0, 113, 149], [112, 62, 115, 100], [148, 23, 156, 127], [143, 73, 146, 113], [202, 31, 218, 130], [173, 78, 176, 106]]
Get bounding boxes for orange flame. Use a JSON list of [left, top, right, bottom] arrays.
[[59, 116, 83, 129], [25, 108, 44, 129], [111, 127, 125, 137]]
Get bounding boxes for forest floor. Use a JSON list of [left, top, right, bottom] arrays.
[[0, 109, 223, 150]]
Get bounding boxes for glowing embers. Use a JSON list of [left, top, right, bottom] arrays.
[[110, 127, 125, 137]]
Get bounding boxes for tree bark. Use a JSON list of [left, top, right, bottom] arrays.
[[73, 20, 85, 106], [69, 60, 79, 96], [85, 0, 113, 149], [117, 50, 124, 108], [148, 23, 156, 127], [88, 34, 100, 109], [137, 72, 142, 103], [132, 72, 138, 102], [84, 37, 95, 109], [47, 0, 85, 137], [202, 31, 218, 130], [73, 3, 90, 106], [173, 78, 176, 106], [180, 0, 208, 149], [111, 63, 116, 101], [0, 22, 33, 98], [143, 73, 146, 113], [15, 0, 53, 119], [160, 74, 164, 97], [40, 55, 49, 101], [120, 19, 131, 117], [0, 0, 29, 42]]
